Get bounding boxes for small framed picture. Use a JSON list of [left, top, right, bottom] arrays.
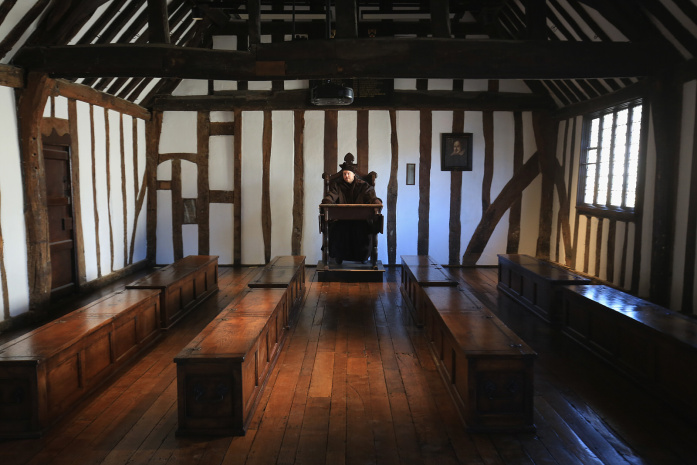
[[406, 163, 415, 185], [441, 133, 473, 171]]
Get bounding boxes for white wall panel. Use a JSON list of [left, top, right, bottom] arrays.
[[108, 110, 125, 271], [270, 111, 294, 260], [241, 112, 265, 264], [210, 203, 233, 264], [160, 111, 197, 154], [0, 87, 29, 317], [209, 136, 235, 191], [156, 190, 174, 264], [396, 111, 420, 257], [302, 111, 325, 264], [337, 111, 357, 163], [76, 101, 98, 281], [368, 111, 392, 264], [429, 111, 454, 264]]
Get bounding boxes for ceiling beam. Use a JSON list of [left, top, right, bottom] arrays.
[[150, 89, 556, 111], [13, 39, 670, 80], [148, 0, 171, 44]]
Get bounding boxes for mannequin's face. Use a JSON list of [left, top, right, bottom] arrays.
[[343, 170, 355, 183]]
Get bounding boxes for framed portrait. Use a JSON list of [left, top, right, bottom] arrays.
[[441, 133, 473, 171]]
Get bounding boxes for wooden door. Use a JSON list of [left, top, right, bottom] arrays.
[[43, 143, 77, 296]]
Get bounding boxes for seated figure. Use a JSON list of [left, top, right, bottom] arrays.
[[321, 153, 382, 265]]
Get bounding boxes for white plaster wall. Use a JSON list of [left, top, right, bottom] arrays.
[[430, 111, 454, 264], [76, 101, 98, 281], [0, 87, 29, 319], [240, 111, 265, 264], [518, 111, 541, 257], [269, 111, 294, 260], [156, 161, 173, 264], [209, 134, 234, 264], [368, 110, 392, 264], [92, 106, 113, 273], [671, 80, 696, 309], [301, 111, 325, 264], [133, 118, 148, 264], [337, 111, 357, 162], [639, 110, 657, 299], [108, 110, 125, 271], [396, 111, 420, 257]]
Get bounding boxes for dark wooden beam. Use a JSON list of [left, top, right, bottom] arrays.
[[148, 0, 171, 44], [14, 40, 669, 81], [150, 89, 555, 111], [430, 0, 451, 38], [525, 0, 547, 39], [247, 0, 262, 45], [336, 0, 358, 38], [0, 64, 23, 88]]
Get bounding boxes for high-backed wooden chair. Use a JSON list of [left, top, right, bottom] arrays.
[[319, 153, 383, 270], [322, 153, 378, 197]]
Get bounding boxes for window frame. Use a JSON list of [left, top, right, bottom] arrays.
[[576, 98, 645, 222]]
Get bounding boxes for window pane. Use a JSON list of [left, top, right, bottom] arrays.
[[587, 148, 597, 164], [589, 118, 600, 147], [584, 165, 596, 204], [579, 100, 642, 215]]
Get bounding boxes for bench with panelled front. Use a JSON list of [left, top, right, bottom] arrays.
[[497, 254, 591, 326], [400, 255, 458, 327], [127, 255, 219, 329], [247, 255, 306, 328], [561, 284, 697, 419], [422, 286, 537, 433], [0, 289, 161, 438], [174, 287, 288, 436]]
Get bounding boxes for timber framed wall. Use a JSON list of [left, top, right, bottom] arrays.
[[155, 78, 549, 269], [1, 76, 151, 325]]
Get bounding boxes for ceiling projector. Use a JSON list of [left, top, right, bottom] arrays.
[[310, 81, 354, 106]]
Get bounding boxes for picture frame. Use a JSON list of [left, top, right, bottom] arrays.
[[441, 133, 473, 171]]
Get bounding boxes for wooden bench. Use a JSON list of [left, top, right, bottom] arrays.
[[400, 255, 458, 326], [247, 255, 306, 328], [561, 284, 697, 419], [127, 255, 219, 329], [497, 254, 591, 326], [174, 287, 288, 436], [0, 289, 161, 438], [421, 286, 537, 433]]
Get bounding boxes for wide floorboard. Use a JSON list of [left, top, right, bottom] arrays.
[[1, 266, 697, 464]]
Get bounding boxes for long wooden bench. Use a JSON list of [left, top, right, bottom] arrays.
[[497, 254, 591, 326], [421, 286, 537, 433], [400, 255, 458, 327], [174, 288, 288, 436], [247, 255, 306, 328], [127, 255, 219, 329], [561, 284, 697, 419], [174, 255, 306, 436], [0, 289, 161, 438]]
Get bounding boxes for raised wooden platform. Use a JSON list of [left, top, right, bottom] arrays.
[[316, 260, 385, 282]]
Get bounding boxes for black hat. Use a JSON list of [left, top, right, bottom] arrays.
[[339, 153, 357, 173]]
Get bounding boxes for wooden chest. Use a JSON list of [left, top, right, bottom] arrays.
[[175, 288, 287, 436], [0, 289, 160, 438], [248, 255, 306, 327], [423, 286, 536, 433], [400, 255, 457, 327], [127, 255, 218, 329], [498, 254, 590, 326], [561, 284, 697, 419]]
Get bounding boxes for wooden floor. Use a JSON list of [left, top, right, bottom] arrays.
[[2, 266, 697, 465]]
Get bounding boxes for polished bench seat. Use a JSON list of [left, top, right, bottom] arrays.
[[497, 253, 591, 326], [174, 288, 288, 436], [421, 286, 536, 433], [400, 255, 458, 327], [0, 289, 161, 438], [174, 256, 306, 436], [247, 255, 306, 328], [561, 284, 697, 419], [127, 255, 218, 329]]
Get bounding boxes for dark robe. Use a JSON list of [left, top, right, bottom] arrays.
[[322, 178, 380, 263]]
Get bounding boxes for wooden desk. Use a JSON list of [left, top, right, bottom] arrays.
[[319, 204, 383, 269]]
